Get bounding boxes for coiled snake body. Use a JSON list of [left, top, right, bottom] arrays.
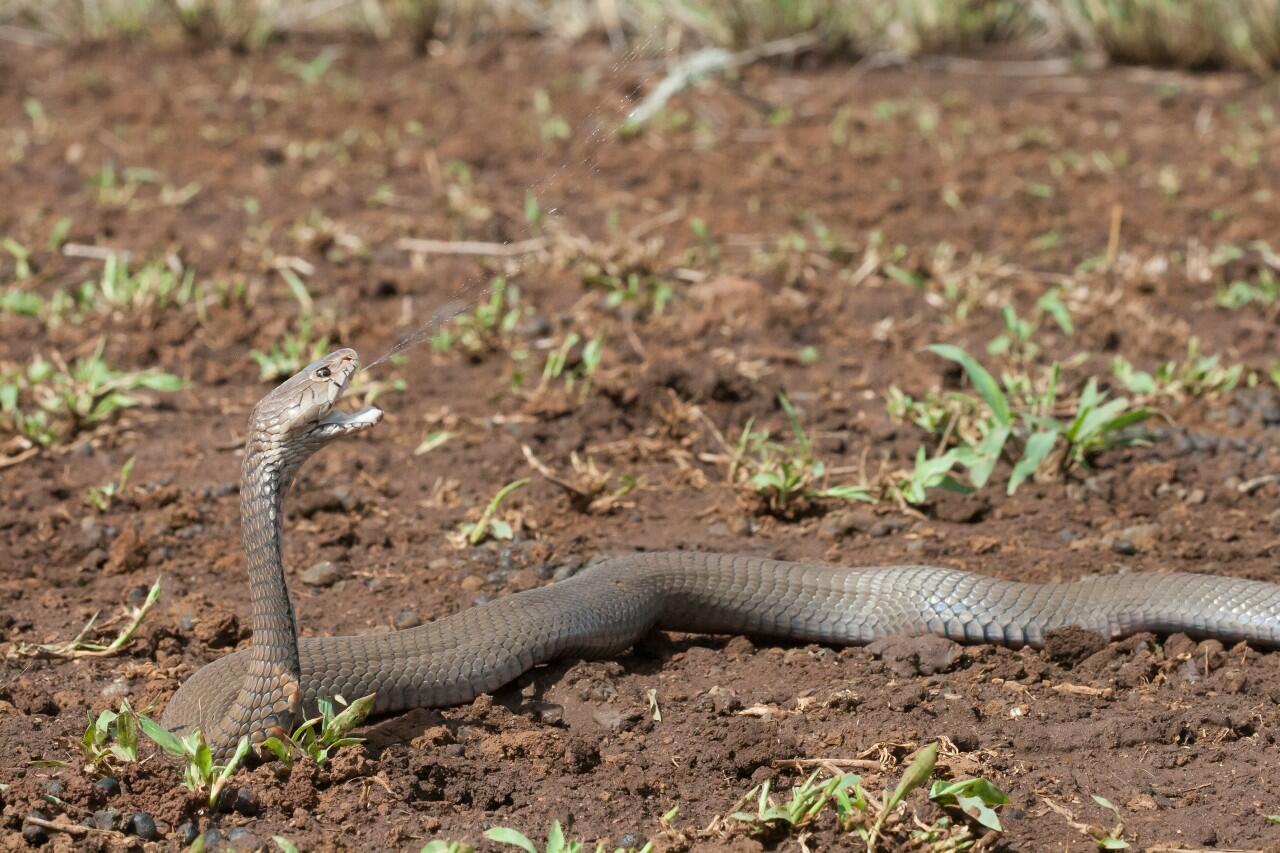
[[162, 350, 1280, 756]]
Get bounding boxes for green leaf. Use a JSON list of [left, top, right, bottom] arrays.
[[1008, 430, 1059, 495], [261, 736, 295, 764], [546, 820, 566, 853], [1036, 291, 1074, 334], [324, 693, 376, 743], [137, 714, 186, 756], [886, 742, 938, 812], [273, 836, 301, 853], [927, 345, 1011, 426], [484, 827, 538, 853], [929, 777, 1009, 832], [135, 372, 183, 392], [1099, 839, 1129, 850], [965, 423, 1011, 489], [819, 485, 873, 502]]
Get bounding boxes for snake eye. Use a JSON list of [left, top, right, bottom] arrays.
[[316, 366, 332, 379]]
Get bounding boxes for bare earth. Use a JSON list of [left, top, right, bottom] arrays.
[[2, 39, 1280, 851]]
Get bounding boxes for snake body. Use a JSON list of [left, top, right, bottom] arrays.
[[162, 350, 1280, 755]]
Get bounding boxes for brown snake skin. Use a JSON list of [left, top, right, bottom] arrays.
[[162, 349, 1280, 757]]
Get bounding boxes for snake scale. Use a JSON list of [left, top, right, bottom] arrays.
[[162, 349, 1280, 756]]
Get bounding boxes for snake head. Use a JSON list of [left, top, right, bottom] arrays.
[[250, 348, 383, 448]]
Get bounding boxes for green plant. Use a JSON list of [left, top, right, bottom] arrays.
[[280, 47, 339, 84], [0, 343, 183, 447], [532, 89, 571, 144], [80, 702, 141, 774], [888, 345, 1152, 500], [260, 693, 375, 767], [137, 715, 250, 807], [927, 777, 1009, 832], [3, 237, 32, 279], [538, 332, 604, 398], [585, 272, 674, 317], [734, 394, 871, 511], [86, 455, 135, 511], [729, 770, 867, 835], [1217, 268, 1278, 309], [432, 277, 522, 356], [484, 821, 651, 853], [457, 478, 530, 545], [251, 315, 331, 380], [986, 290, 1073, 361], [1111, 338, 1243, 400]]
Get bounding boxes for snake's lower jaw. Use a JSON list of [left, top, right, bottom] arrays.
[[318, 405, 383, 437]]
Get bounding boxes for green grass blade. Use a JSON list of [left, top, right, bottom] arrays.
[[927, 345, 1011, 426]]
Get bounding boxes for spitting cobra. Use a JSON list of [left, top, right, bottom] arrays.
[[162, 348, 1280, 756]]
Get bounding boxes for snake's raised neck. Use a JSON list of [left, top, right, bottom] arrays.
[[202, 349, 382, 754]]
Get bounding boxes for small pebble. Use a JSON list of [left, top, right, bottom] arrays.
[[226, 827, 261, 848], [619, 833, 640, 847], [393, 608, 421, 630], [43, 780, 62, 798], [301, 560, 344, 588], [1112, 538, 1137, 556], [92, 808, 120, 830], [129, 813, 159, 840], [177, 822, 200, 845], [94, 776, 120, 797], [22, 811, 49, 846], [233, 787, 260, 817]]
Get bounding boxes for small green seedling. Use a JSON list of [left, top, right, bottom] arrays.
[[0, 343, 183, 447], [735, 394, 872, 511], [85, 455, 135, 512], [81, 702, 140, 774], [458, 478, 530, 546], [484, 821, 652, 853], [137, 715, 250, 808], [260, 692, 375, 767], [730, 770, 867, 835], [865, 742, 937, 852], [250, 316, 331, 381], [928, 777, 1010, 832], [431, 277, 522, 356]]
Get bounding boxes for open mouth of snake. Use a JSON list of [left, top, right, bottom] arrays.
[[317, 404, 383, 434]]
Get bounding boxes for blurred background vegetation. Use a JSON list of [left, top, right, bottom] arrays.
[[2, 0, 1280, 72]]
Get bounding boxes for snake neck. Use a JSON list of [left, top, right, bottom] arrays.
[[240, 441, 303, 682], [194, 438, 308, 754]]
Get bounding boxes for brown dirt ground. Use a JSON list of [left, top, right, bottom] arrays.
[[2, 37, 1280, 852]]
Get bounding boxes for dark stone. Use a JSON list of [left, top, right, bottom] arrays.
[[233, 787, 260, 817], [93, 776, 120, 797], [1111, 538, 1137, 556], [177, 822, 199, 845], [22, 811, 49, 846], [92, 808, 120, 830], [129, 812, 159, 840]]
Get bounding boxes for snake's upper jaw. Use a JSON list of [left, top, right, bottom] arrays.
[[317, 404, 383, 437]]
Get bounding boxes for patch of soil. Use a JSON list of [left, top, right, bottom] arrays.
[[3, 37, 1280, 851]]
